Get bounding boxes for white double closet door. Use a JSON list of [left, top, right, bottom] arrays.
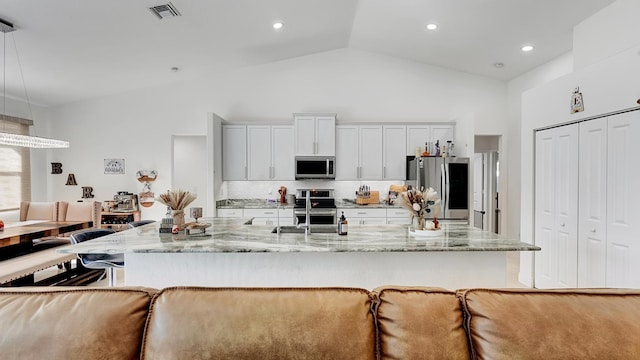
[[535, 110, 640, 288]]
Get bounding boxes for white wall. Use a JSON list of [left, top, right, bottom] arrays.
[[172, 135, 207, 216], [40, 48, 508, 220], [506, 53, 574, 239], [573, 0, 640, 71]]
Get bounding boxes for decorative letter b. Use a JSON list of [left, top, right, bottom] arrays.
[[51, 162, 63, 174]]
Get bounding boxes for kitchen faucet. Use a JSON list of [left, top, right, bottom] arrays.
[[296, 190, 311, 235]]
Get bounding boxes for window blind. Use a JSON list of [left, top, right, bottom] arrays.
[[0, 115, 31, 211]]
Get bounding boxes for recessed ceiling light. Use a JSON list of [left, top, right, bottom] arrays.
[[521, 45, 534, 52], [273, 21, 284, 30], [426, 23, 438, 30], [171, 67, 179, 72], [493, 62, 505, 68]]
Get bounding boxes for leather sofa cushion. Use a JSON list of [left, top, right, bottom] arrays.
[[0, 287, 155, 359], [374, 286, 470, 360], [142, 287, 376, 360], [458, 288, 640, 360]]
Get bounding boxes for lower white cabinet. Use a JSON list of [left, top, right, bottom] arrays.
[[243, 208, 294, 226], [386, 208, 411, 225], [217, 208, 243, 218], [339, 208, 387, 225]]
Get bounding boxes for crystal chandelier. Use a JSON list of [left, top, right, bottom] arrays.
[[0, 17, 69, 148]]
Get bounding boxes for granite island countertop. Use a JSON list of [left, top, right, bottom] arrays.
[[216, 198, 401, 209], [58, 218, 540, 255]]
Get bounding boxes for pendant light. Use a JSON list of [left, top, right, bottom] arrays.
[[0, 17, 69, 148]]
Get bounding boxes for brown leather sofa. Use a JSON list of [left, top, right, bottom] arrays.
[[1, 286, 639, 359]]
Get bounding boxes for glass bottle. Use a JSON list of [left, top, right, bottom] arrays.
[[338, 211, 348, 235]]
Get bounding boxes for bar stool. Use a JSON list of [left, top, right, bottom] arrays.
[[127, 220, 156, 229], [69, 228, 122, 286]]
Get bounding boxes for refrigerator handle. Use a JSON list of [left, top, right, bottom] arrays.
[[441, 163, 447, 215]]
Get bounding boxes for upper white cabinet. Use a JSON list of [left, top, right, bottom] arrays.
[[406, 124, 455, 155], [534, 124, 579, 289], [336, 125, 383, 180], [270, 126, 295, 180], [222, 125, 247, 180], [294, 114, 336, 156], [247, 125, 271, 180], [224, 124, 294, 181], [383, 125, 407, 180]]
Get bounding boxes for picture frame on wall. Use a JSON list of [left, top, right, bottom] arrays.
[[104, 158, 125, 174]]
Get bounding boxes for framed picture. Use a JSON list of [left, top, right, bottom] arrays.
[[104, 158, 125, 174]]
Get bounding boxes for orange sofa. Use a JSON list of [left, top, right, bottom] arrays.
[[0, 286, 638, 359]]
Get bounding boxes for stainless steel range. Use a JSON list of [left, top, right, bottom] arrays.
[[294, 189, 337, 225]]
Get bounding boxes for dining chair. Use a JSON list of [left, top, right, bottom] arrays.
[[69, 228, 121, 286], [32, 201, 102, 251]]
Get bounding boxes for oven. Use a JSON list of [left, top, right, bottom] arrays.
[[294, 189, 337, 225]]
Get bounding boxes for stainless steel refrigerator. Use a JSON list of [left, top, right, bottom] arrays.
[[406, 156, 470, 220]]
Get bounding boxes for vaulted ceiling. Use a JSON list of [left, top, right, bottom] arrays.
[[0, 0, 614, 106]]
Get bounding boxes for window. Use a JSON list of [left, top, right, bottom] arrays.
[[0, 116, 31, 211]]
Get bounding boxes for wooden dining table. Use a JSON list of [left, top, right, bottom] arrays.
[[0, 220, 93, 250]]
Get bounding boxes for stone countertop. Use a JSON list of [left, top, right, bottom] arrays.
[[58, 218, 540, 254], [217, 198, 400, 209], [216, 199, 295, 209]]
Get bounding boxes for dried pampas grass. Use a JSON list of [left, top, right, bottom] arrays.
[[157, 189, 197, 210]]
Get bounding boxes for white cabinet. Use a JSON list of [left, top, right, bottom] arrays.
[[578, 118, 607, 287], [406, 124, 455, 155], [217, 208, 243, 218], [247, 126, 271, 180], [603, 112, 640, 287], [386, 208, 411, 225], [335, 126, 359, 179], [222, 125, 247, 180], [244, 208, 294, 226], [535, 110, 640, 289], [294, 114, 335, 156], [336, 125, 383, 180], [225, 124, 294, 181], [247, 125, 294, 180], [534, 124, 579, 289], [271, 126, 295, 180], [339, 208, 387, 225], [383, 125, 406, 180]]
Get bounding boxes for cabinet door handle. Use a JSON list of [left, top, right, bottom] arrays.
[[245, 166, 248, 179], [590, 228, 596, 233], [560, 223, 565, 227], [383, 166, 386, 178]]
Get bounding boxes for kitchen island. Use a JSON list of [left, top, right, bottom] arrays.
[[58, 218, 539, 289]]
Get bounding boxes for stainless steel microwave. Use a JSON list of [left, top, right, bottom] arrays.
[[295, 156, 335, 179]]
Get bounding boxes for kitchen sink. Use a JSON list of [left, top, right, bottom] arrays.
[[272, 225, 338, 234]]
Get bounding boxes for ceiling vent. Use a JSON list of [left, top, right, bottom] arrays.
[[149, 2, 181, 19]]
